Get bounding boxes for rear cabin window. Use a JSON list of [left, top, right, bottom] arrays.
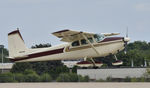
[[72, 41, 80, 46], [88, 37, 94, 43], [81, 39, 88, 45]]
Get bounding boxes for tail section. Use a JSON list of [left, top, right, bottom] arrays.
[[8, 29, 28, 58]]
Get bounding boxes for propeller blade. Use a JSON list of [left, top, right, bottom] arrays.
[[126, 27, 128, 38], [124, 41, 127, 54], [124, 27, 129, 54]]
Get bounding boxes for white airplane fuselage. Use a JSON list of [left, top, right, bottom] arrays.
[[8, 30, 129, 62]]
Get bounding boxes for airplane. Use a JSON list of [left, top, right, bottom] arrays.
[[8, 29, 130, 67]]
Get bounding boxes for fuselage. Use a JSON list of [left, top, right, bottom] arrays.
[[10, 37, 126, 62]]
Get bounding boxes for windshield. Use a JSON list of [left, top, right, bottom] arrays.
[[94, 34, 105, 42]]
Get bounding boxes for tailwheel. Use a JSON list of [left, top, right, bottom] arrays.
[[112, 55, 123, 66]]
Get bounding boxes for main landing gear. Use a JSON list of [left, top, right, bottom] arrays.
[[112, 55, 123, 66], [76, 57, 103, 68]]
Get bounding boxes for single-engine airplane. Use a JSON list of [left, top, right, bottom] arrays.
[[8, 29, 130, 67]]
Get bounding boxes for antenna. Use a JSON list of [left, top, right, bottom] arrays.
[[126, 27, 128, 38], [17, 28, 19, 30], [124, 26, 129, 54]]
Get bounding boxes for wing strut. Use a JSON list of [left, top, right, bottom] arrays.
[[81, 32, 100, 55]]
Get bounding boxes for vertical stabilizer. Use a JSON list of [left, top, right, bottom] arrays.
[[8, 29, 28, 57]]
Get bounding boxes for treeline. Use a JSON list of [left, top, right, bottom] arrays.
[[2, 68, 150, 82], [0, 47, 9, 62], [11, 61, 71, 80], [0, 70, 89, 82]]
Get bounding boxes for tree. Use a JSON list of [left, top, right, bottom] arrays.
[[56, 73, 70, 82], [11, 62, 32, 73], [48, 65, 69, 79], [72, 66, 77, 73], [24, 69, 40, 82], [128, 41, 149, 50], [0, 72, 15, 82], [56, 73, 90, 82], [24, 73, 40, 82], [14, 73, 25, 82], [68, 73, 78, 82], [0, 48, 10, 63], [78, 75, 89, 82], [131, 77, 138, 82], [84, 76, 90, 82], [40, 73, 52, 82]]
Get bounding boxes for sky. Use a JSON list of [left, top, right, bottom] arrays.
[[0, 0, 150, 48]]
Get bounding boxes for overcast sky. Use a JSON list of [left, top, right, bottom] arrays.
[[0, 0, 150, 48]]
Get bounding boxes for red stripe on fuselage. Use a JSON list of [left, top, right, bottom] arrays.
[[100, 37, 124, 43], [10, 48, 64, 62]]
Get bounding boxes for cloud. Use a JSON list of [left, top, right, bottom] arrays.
[[135, 3, 150, 11]]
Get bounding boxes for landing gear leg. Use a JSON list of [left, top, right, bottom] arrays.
[[84, 57, 87, 61], [112, 55, 123, 66], [114, 55, 118, 61], [90, 58, 96, 67]]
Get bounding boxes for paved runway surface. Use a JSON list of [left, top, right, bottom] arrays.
[[0, 83, 150, 88]]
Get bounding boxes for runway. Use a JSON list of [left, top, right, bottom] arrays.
[[0, 83, 150, 88]]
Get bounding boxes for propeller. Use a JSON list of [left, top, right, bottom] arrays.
[[124, 27, 129, 54]]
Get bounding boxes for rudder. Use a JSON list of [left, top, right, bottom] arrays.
[[8, 29, 28, 57]]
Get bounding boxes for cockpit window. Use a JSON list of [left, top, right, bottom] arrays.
[[81, 39, 88, 45], [72, 41, 80, 46], [94, 34, 105, 42]]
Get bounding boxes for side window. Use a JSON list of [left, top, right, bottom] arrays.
[[72, 41, 80, 47], [81, 39, 88, 45], [94, 34, 100, 42], [88, 37, 94, 43]]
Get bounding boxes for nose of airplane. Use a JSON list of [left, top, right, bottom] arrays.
[[124, 37, 130, 42]]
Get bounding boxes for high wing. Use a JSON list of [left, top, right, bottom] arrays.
[[52, 29, 120, 42], [52, 29, 94, 42]]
